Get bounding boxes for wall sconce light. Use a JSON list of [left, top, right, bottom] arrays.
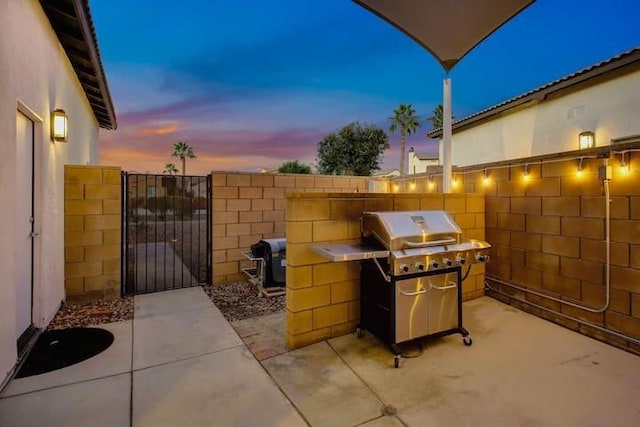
[[428, 175, 435, 189], [451, 176, 459, 188], [482, 169, 489, 186], [523, 164, 530, 181], [392, 184, 400, 193], [409, 181, 416, 191], [578, 131, 595, 150], [51, 109, 68, 142], [576, 157, 585, 177]]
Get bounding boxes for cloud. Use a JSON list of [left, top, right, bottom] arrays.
[[132, 122, 182, 137]]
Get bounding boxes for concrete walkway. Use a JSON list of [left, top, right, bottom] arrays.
[[0, 287, 304, 427], [2, 288, 640, 426]]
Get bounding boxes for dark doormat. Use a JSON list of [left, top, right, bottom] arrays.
[[16, 327, 114, 378]]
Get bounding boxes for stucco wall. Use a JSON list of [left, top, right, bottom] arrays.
[[0, 0, 100, 384], [449, 69, 640, 166]]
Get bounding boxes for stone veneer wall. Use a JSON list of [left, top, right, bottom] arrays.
[[211, 172, 371, 284], [64, 165, 121, 302], [285, 192, 485, 350]]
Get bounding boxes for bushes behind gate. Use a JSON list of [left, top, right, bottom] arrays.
[[146, 196, 195, 219]]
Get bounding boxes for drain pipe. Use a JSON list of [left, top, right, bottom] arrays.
[[486, 159, 612, 313], [485, 279, 640, 346]]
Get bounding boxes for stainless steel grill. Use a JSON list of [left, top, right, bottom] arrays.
[[313, 210, 490, 368]]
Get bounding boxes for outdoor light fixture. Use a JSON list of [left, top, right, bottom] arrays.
[[523, 164, 530, 181], [483, 169, 489, 186], [578, 131, 595, 150], [51, 109, 68, 142], [451, 176, 458, 188], [428, 175, 435, 189], [409, 181, 417, 191], [393, 184, 400, 193]]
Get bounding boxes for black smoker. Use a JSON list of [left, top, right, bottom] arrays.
[[313, 211, 490, 368], [243, 238, 286, 297]]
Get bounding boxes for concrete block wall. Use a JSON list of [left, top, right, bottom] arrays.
[[445, 153, 640, 353], [285, 192, 486, 350], [64, 165, 121, 302], [211, 172, 370, 284]]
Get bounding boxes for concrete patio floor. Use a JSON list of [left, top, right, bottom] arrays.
[[1, 287, 639, 426]]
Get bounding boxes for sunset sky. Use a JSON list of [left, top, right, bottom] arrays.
[[92, 0, 640, 175]]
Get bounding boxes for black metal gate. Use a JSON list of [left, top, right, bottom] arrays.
[[122, 173, 212, 295]]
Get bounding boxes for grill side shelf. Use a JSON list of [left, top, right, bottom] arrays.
[[311, 243, 390, 262]]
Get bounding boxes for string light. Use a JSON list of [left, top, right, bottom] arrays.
[[428, 175, 435, 190], [619, 152, 630, 174], [576, 157, 584, 177]]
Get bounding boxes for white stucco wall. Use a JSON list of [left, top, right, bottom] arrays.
[[0, 0, 100, 383], [408, 151, 439, 174], [447, 69, 640, 166]]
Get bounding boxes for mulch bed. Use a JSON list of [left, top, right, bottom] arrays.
[[46, 281, 284, 329]]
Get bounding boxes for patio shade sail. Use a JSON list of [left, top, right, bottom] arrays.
[[353, 0, 535, 191], [352, 0, 535, 72]]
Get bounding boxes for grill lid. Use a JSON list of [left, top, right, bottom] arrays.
[[362, 210, 462, 251]]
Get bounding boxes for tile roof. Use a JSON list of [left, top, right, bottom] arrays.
[[40, 0, 116, 129]]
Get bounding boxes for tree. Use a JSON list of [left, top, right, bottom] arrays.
[[171, 141, 196, 176], [426, 104, 443, 130], [426, 104, 454, 130], [163, 163, 179, 175], [278, 160, 312, 174], [389, 104, 420, 176], [317, 122, 389, 176]]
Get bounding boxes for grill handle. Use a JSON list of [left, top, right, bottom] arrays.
[[430, 282, 458, 291], [399, 287, 427, 296], [402, 237, 456, 248]]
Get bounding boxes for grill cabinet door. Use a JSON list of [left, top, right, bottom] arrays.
[[395, 277, 430, 343], [427, 272, 459, 334]]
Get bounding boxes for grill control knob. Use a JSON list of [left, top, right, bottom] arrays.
[[430, 260, 439, 270], [415, 262, 425, 271], [401, 264, 410, 273], [443, 258, 453, 267], [476, 254, 489, 263], [456, 256, 466, 266]]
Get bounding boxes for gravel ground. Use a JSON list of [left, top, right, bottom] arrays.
[[204, 282, 285, 322], [46, 281, 284, 329], [47, 297, 134, 330]]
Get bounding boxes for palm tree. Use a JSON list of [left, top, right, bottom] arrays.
[[389, 104, 421, 176], [163, 163, 179, 175], [171, 141, 196, 176], [427, 104, 444, 130]]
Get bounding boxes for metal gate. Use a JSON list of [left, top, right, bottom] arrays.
[[122, 173, 211, 295]]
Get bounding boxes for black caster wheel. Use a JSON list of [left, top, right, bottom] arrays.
[[394, 356, 400, 369], [463, 337, 473, 346], [356, 328, 364, 339]]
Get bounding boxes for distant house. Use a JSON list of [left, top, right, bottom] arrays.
[[0, 0, 116, 387], [428, 47, 640, 166], [372, 169, 401, 178], [407, 147, 439, 175]]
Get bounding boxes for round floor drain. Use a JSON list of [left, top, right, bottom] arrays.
[[16, 327, 114, 378], [381, 404, 398, 416]]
